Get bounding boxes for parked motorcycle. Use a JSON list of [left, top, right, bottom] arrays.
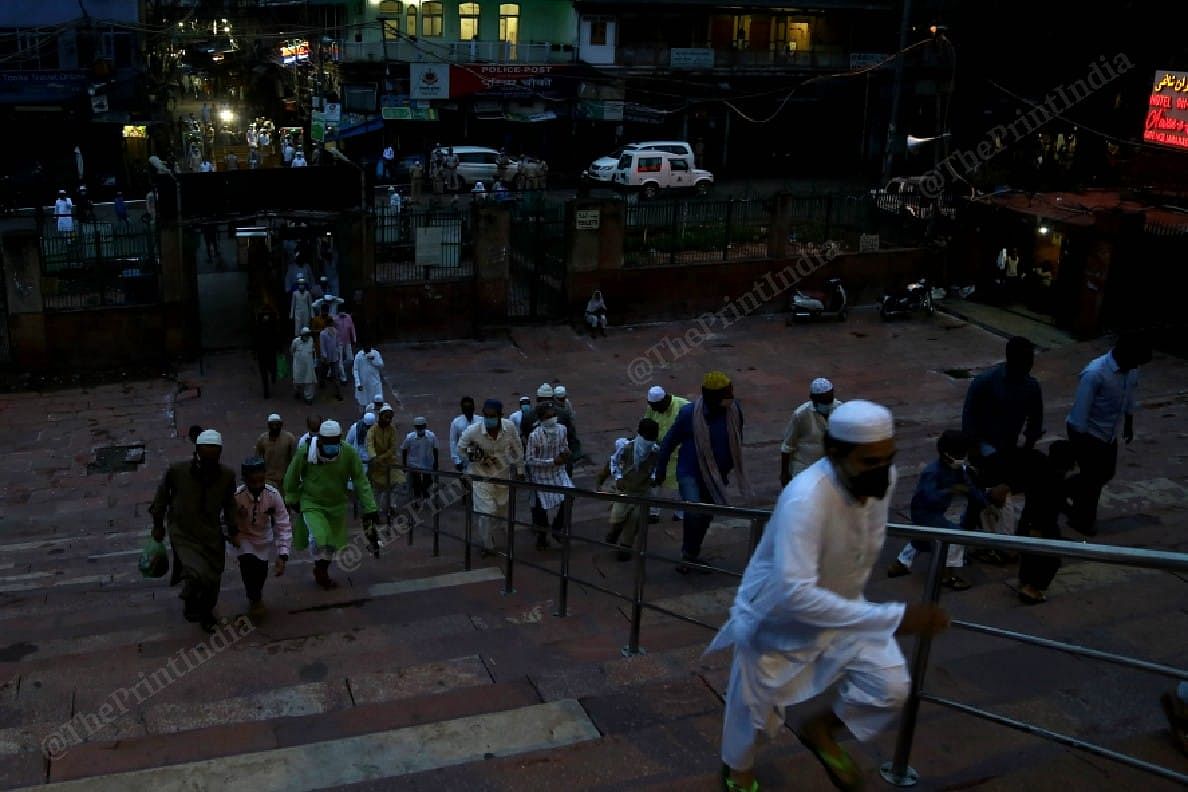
[[880, 276, 935, 320], [787, 277, 847, 323]]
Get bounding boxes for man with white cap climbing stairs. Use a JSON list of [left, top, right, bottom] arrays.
[[150, 429, 239, 633], [709, 400, 950, 792], [283, 419, 379, 589], [780, 377, 842, 487]]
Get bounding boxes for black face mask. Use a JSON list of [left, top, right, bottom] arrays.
[[846, 464, 892, 500]]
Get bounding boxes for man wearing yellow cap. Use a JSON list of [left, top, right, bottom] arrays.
[[708, 400, 950, 792], [655, 371, 750, 573]]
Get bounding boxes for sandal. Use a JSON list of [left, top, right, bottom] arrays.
[[720, 764, 759, 792], [795, 730, 864, 791], [941, 574, 971, 591], [1018, 587, 1047, 605]]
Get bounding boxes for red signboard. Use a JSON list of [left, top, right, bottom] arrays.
[[448, 64, 566, 99], [1143, 69, 1188, 151]]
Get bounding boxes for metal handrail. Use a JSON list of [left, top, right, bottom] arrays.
[[368, 463, 1188, 786]]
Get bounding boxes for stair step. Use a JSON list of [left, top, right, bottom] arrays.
[[33, 698, 599, 790]]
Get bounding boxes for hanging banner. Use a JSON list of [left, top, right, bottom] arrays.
[[410, 63, 450, 100]]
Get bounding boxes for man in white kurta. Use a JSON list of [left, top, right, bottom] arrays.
[[353, 347, 385, 410], [290, 328, 317, 404], [711, 400, 949, 792], [457, 399, 524, 555], [779, 377, 843, 487]]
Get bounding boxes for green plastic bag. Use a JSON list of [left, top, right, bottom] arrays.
[[138, 537, 169, 579], [276, 352, 290, 380]]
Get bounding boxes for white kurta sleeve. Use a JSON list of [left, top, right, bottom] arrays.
[[773, 495, 904, 635], [353, 353, 364, 389]]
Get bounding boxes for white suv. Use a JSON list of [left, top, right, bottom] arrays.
[[585, 140, 695, 182], [611, 150, 713, 198]]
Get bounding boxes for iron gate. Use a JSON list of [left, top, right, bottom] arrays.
[[508, 205, 567, 320]]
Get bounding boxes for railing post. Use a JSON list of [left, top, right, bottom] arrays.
[[463, 487, 473, 571], [623, 502, 650, 657], [555, 493, 573, 617], [432, 474, 441, 557], [824, 193, 834, 241], [747, 516, 764, 555], [503, 482, 517, 595], [722, 199, 733, 262], [669, 201, 678, 267], [881, 540, 948, 788]]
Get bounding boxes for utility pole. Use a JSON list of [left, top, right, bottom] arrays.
[[881, 0, 913, 183]]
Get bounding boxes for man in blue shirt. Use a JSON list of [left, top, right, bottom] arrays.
[[655, 371, 751, 573], [1065, 333, 1150, 536], [888, 430, 1008, 590], [962, 335, 1044, 471], [960, 336, 1043, 560]]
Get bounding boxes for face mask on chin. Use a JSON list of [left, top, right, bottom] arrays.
[[844, 464, 893, 500], [483, 417, 500, 430]]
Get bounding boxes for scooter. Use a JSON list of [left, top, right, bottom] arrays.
[[880, 276, 935, 320], [787, 277, 847, 323]]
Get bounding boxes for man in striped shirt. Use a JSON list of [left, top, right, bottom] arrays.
[[526, 401, 573, 551]]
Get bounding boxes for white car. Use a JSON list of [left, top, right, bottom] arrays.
[[585, 140, 695, 182], [610, 150, 713, 199], [431, 146, 538, 189], [871, 177, 968, 219]]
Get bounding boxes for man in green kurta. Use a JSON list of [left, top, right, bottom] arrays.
[[284, 419, 379, 589], [150, 429, 239, 633]]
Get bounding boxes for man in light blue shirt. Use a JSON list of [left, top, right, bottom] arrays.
[[1065, 334, 1150, 536]]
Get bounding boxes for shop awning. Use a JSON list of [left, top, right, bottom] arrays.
[[331, 118, 383, 140]]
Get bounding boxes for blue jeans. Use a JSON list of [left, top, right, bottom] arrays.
[[677, 475, 713, 560]]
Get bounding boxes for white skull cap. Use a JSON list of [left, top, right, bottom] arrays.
[[827, 400, 893, 443], [413, 416, 427, 426], [647, 386, 666, 402], [810, 377, 834, 395], [363, 413, 376, 426], [196, 429, 223, 446], [554, 385, 567, 397], [319, 420, 342, 437], [536, 383, 554, 398], [380, 403, 394, 414], [373, 393, 384, 402], [267, 413, 282, 422]]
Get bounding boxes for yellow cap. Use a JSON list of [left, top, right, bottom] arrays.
[[702, 371, 732, 390]]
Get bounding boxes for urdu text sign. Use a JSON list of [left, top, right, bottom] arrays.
[[1144, 69, 1188, 151]]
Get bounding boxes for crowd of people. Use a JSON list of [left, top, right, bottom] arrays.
[[147, 329, 1175, 786]]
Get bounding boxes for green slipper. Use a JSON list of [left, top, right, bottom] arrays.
[[795, 731, 864, 791], [720, 763, 759, 792]]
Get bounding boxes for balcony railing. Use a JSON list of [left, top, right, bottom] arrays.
[[612, 45, 850, 70], [341, 38, 568, 64]]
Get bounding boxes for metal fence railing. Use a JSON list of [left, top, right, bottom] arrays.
[[374, 207, 470, 283], [364, 463, 1188, 787], [37, 220, 160, 311], [623, 198, 771, 267]]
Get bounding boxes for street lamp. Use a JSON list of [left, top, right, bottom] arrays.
[[219, 108, 235, 124]]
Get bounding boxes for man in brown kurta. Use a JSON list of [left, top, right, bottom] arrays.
[[150, 429, 238, 632], [255, 413, 297, 495]]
